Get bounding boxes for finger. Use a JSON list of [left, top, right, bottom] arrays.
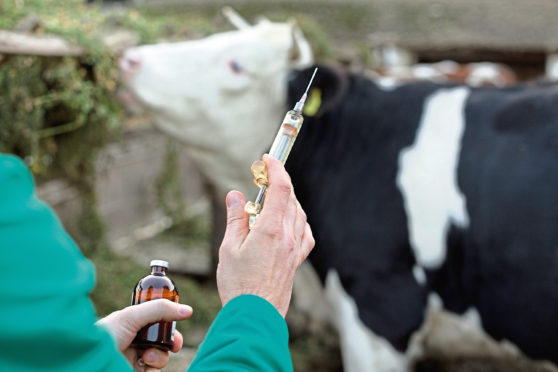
[[132, 352, 147, 372], [123, 348, 144, 372], [293, 200, 307, 245], [141, 348, 170, 370], [171, 330, 184, 353], [123, 300, 193, 331], [283, 190, 298, 234], [259, 154, 292, 222], [299, 223, 315, 264], [220, 190, 249, 251]]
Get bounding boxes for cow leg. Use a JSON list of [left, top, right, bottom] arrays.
[[325, 269, 408, 372]]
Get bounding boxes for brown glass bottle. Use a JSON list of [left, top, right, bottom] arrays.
[[131, 260, 179, 351]]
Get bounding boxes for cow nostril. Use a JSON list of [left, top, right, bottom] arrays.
[[119, 52, 142, 73], [128, 58, 141, 68]]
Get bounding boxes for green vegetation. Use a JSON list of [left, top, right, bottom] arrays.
[[0, 3, 121, 254]]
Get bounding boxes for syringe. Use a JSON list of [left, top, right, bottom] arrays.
[[245, 67, 318, 227]]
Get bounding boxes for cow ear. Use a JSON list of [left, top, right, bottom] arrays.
[[288, 64, 349, 117], [288, 20, 313, 69]]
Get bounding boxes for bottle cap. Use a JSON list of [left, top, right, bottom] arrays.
[[150, 260, 169, 269]]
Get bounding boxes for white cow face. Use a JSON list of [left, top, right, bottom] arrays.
[[120, 19, 313, 195]]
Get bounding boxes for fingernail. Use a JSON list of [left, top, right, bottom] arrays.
[[178, 304, 193, 316], [226, 192, 242, 208], [143, 351, 156, 364]]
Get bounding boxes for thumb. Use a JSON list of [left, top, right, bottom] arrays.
[[221, 190, 249, 249], [123, 300, 193, 331]]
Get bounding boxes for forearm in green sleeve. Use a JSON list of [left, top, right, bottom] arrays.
[[188, 294, 293, 372], [0, 154, 132, 372]]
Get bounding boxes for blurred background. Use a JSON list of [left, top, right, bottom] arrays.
[[1, 0, 558, 371]]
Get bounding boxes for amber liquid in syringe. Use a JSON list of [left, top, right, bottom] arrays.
[[269, 111, 303, 163], [245, 68, 317, 223]]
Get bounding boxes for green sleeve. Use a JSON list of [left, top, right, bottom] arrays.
[[188, 294, 293, 372], [0, 154, 132, 372]]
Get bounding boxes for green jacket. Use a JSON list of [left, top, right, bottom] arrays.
[[0, 154, 292, 372]]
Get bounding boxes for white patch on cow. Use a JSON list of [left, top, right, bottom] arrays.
[[325, 269, 407, 372], [412, 264, 427, 286], [427, 291, 443, 311], [396, 87, 470, 269], [462, 306, 482, 329], [546, 53, 558, 81], [376, 76, 402, 91]]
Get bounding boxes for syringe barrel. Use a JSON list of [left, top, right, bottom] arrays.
[[269, 110, 304, 164]]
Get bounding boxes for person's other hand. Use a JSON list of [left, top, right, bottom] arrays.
[[96, 299, 193, 371], [217, 154, 315, 317]]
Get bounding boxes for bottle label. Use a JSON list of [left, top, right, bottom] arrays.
[[170, 320, 176, 342]]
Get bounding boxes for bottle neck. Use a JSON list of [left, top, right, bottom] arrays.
[[151, 266, 167, 275]]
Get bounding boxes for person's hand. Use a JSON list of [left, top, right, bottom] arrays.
[[96, 299, 193, 371], [216, 154, 315, 317]]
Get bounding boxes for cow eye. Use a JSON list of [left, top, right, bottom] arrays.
[[229, 60, 244, 74]]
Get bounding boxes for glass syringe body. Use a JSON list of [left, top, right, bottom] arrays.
[[244, 110, 303, 218], [269, 110, 304, 164], [245, 67, 317, 226]]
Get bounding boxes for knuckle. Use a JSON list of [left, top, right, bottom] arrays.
[[305, 225, 315, 248], [308, 235, 316, 249], [284, 233, 297, 252], [275, 180, 293, 195], [157, 298, 175, 313], [299, 209, 307, 222], [110, 308, 127, 326], [262, 223, 284, 241], [120, 306, 142, 329], [284, 171, 292, 184], [227, 213, 244, 226]]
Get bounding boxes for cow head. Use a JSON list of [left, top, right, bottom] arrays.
[[120, 10, 313, 195]]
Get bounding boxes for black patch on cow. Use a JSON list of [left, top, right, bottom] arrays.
[[493, 85, 558, 133], [287, 65, 443, 351], [454, 84, 558, 363], [427, 224, 477, 314]]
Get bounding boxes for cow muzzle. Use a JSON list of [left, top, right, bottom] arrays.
[[119, 49, 142, 82]]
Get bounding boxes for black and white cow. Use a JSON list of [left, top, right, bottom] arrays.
[[120, 13, 558, 371], [286, 65, 558, 369]]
